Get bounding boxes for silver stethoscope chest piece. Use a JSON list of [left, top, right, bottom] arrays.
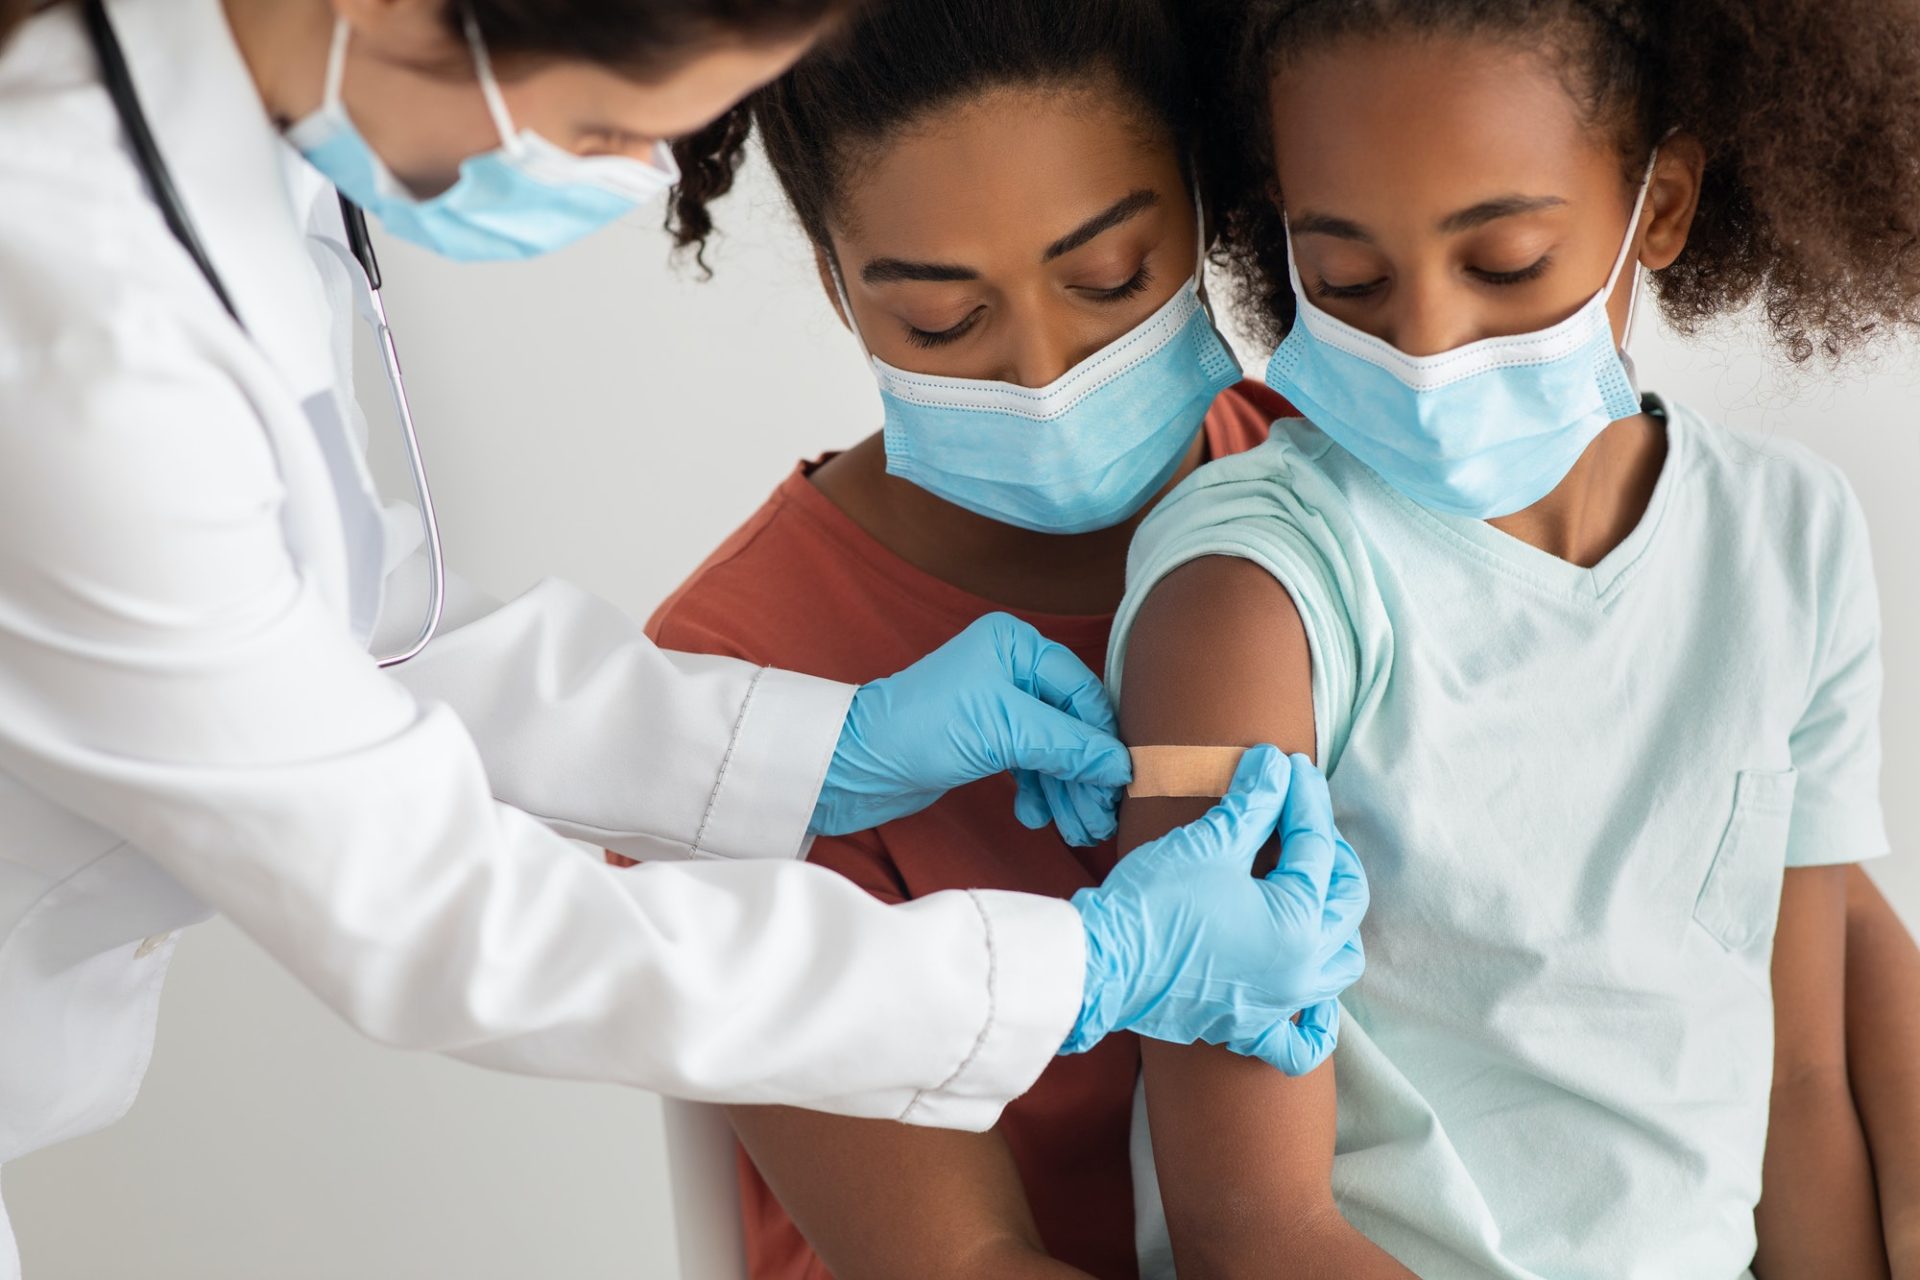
[[82, 0, 445, 667]]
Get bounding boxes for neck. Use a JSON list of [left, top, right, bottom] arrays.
[[221, 0, 334, 127], [812, 430, 1210, 617], [1487, 410, 1666, 567]]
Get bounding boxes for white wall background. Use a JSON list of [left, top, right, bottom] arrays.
[[7, 152, 1916, 1278]]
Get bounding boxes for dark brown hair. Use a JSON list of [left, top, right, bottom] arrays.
[[2, 0, 852, 76], [665, 0, 1195, 273], [1198, 0, 1920, 361]]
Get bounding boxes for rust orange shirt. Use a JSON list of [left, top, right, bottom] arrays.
[[645, 383, 1288, 1280]]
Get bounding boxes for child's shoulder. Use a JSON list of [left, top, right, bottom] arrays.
[[1116, 417, 1381, 765], [1659, 396, 1871, 557], [1137, 417, 1354, 549]]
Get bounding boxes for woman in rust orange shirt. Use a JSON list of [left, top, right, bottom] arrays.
[[610, 1, 1287, 1274]]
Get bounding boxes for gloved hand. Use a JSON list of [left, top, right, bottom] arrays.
[[810, 612, 1133, 845], [1063, 745, 1368, 1074]]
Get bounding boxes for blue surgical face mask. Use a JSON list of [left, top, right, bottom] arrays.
[[832, 211, 1241, 535], [1264, 155, 1658, 520], [288, 13, 678, 262]]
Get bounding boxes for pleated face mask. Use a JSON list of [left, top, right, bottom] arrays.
[[1264, 153, 1658, 520], [290, 12, 679, 262], [832, 197, 1241, 535]]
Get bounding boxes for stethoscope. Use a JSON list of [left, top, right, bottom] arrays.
[[80, 0, 444, 668]]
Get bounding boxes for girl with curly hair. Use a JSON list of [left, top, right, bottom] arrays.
[[1114, 1, 1920, 1276]]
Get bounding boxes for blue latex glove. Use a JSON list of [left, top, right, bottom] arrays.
[[810, 613, 1133, 844], [1063, 745, 1368, 1074]]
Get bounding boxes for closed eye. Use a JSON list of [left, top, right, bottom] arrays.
[[1079, 264, 1154, 303], [904, 306, 985, 349], [1313, 276, 1386, 300], [1469, 255, 1552, 286]]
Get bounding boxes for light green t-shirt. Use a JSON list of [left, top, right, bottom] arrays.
[[1114, 398, 1888, 1280]]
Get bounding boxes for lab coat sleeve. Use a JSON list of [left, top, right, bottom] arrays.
[[379, 542, 853, 863], [0, 313, 1083, 1130]]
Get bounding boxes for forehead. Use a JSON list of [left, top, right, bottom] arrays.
[[1268, 34, 1618, 214], [830, 82, 1182, 256], [516, 30, 818, 141]]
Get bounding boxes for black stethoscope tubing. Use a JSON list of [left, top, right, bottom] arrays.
[[80, 0, 384, 322], [77, 0, 444, 666]]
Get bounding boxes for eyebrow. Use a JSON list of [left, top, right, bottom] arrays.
[[1043, 189, 1161, 262], [1437, 194, 1567, 233], [1290, 194, 1570, 243], [857, 188, 1164, 285], [861, 257, 981, 285]]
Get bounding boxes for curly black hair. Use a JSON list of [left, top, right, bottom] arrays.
[[665, 0, 1195, 275], [1196, 0, 1920, 362]]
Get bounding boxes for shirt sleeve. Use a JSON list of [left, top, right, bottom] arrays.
[[384, 560, 854, 865], [0, 309, 1077, 1130], [1784, 472, 1891, 867], [1108, 437, 1375, 771]]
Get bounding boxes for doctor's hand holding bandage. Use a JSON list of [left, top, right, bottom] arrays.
[[1067, 746, 1365, 1072], [812, 629, 1366, 1072]]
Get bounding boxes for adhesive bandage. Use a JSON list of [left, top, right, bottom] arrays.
[[1125, 745, 1249, 798]]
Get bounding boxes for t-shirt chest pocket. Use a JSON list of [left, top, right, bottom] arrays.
[[1692, 768, 1799, 953]]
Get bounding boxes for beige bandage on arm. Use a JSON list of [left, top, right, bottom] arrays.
[[1126, 745, 1249, 798]]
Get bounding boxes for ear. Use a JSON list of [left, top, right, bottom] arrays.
[[1638, 134, 1705, 272], [814, 244, 852, 331]]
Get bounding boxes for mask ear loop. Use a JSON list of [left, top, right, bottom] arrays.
[[462, 9, 520, 151], [1611, 146, 1664, 351], [320, 18, 351, 113], [824, 249, 876, 364]]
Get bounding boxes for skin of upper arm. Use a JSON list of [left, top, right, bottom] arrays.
[[1756, 865, 1890, 1280], [1121, 556, 1401, 1275], [727, 1105, 1087, 1280]]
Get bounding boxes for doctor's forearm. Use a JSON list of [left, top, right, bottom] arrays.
[[1844, 866, 1920, 1276]]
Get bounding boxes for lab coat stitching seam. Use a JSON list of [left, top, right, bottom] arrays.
[[904, 888, 999, 1122], [692, 665, 766, 855], [0, 841, 133, 966]]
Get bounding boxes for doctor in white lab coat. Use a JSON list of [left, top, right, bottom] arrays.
[[0, 0, 1368, 1265]]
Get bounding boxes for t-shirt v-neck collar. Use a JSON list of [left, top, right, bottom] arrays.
[[1363, 397, 1684, 608]]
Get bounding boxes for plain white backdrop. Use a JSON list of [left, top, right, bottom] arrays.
[[8, 151, 1917, 1278]]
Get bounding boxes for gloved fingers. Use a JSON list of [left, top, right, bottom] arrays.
[[1020, 633, 1123, 743], [1263, 753, 1339, 908], [1013, 771, 1052, 831], [1247, 998, 1341, 1076], [1174, 743, 1291, 868], [992, 696, 1133, 790], [1315, 837, 1371, 949], [1040, 772, 1119, 847], [1319, 935, 1366, 994]]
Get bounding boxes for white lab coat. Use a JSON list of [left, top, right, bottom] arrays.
[[0, 0, 1083, 1261]]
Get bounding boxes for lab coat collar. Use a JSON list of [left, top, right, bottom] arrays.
[[104, 0, 338, 399]]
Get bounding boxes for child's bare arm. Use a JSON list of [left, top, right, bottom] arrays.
[[727, 1105, 1092, 1280], [1844, 865, 1920, 1278], [1755, 865, 1889, 1279], [1121, 555, 1410, 1278]]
